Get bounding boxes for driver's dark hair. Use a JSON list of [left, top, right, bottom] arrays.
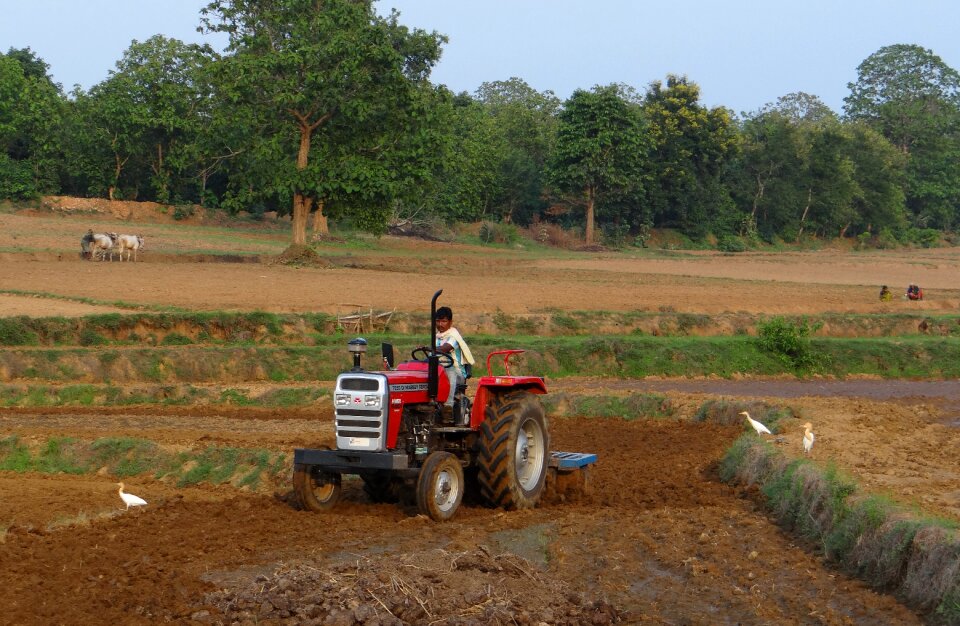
[[436, 306, 453, 320]]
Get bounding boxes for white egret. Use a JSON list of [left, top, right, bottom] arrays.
[[117, 482, 147, 510], [802, 423, 815, 454], [740, 411, 771, 435]]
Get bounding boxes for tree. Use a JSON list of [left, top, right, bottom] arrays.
[[844, 44, 960, 229], [201, 0, 445, 243], [548, 85, 647, 245], [0, 48, 65, 199], [642, 75, 739, 238], [733, 111, 809, 239], [78, 37, 214, 202], [758, 92, 837, 125], [475, 78, 560, 224]]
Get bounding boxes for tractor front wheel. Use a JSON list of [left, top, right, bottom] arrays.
[[293, 463, 342, 512], [416, 452, 464, 521], [476, 390, 549, 509]]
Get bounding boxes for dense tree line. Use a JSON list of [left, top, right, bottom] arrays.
[[2, 1, 958, 247]]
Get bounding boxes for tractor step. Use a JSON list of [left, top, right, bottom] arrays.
[[549, 451, 597, 471]]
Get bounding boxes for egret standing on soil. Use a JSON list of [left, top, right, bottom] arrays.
[[117, 482, 147, 510], [802, 423, 815, 454], [740, 411, 771, 435]]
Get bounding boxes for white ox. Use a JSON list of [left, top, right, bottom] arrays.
[[115, 234, 145, 262], [90, 232, 118, 261]]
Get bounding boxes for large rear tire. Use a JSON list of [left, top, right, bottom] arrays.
[[476, 390, 549, 509], [293, 463, 342, 512], [416, 452, 464, 521]]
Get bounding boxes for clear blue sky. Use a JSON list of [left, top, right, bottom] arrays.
[[3, 0, 958, 115]]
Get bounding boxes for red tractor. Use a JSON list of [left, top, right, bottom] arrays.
[[293, 290, 595, 521]]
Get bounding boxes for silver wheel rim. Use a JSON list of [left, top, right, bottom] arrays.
[[434, 468, 460, 512], [515, 417, 546, 490]]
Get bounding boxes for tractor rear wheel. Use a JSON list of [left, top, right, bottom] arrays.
[[293, 463, 342, 512], [416, 451, 464, 521], [476, 390, 549, 509]]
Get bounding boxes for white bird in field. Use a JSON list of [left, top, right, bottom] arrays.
[[802, 422, 816, 454], [116, 482, 147, 510], [740, 411, 771, 435]]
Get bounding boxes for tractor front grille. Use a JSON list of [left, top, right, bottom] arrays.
[[334, 373, 388, 452]]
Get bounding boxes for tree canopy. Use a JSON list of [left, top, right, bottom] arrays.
[[1, 31, 958, 248]]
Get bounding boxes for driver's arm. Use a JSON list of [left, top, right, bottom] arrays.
[[437, 342, 454, 354]]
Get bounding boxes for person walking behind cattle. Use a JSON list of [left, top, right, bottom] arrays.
[[80, 229, 95, 260]]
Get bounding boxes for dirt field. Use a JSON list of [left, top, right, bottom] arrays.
[[1, 203, 959, 624]]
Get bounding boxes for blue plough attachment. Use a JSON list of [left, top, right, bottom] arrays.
[[544, 451, 597, 503], [549, 451, 597, 471]]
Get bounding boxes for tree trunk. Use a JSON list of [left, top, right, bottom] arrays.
[[751, 174, 766, 219], [312, 200, 328, 236], [292, 194, 313, 245], [291, 124, 313, 245], [110, 152, 127, 201], [584, 185, 596, 245], [289, 109, 333, 243], [797, 187, 812, 239]]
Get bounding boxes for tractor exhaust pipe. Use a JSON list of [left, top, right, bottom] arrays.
[[428, 289, 442, 400]]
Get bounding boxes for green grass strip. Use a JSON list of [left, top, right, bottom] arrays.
[[0, 435, 286, 490]]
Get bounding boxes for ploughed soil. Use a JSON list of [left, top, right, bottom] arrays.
[[0, 399, 935, 625], [1, 201, 959, 623]]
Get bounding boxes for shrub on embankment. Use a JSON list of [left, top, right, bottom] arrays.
[[719, 435, 960, 623]]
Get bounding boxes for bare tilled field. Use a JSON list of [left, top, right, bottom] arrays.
[[1, 203, 959, 624]]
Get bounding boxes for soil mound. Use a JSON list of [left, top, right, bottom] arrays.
[[205, 547, 620, 624], [272, 244, 334, 268]]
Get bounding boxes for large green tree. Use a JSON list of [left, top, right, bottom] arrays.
[[642, 75, 739, 239], [0, 48, 65, 199], [548, 84, 647, 245], [200, 0, 445, 243], [844, 44, 960, 229], [475, 78, 559, 224], [78, 36, 214, 202]]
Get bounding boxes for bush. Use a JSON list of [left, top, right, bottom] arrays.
[[526, 220, 581, 249], [0, 317, 39, 346], [907, 228, 942, 248], [717, 235, 747, 252], [478, 221, 520, 245], [601, 223, 630, 249], [172, 204, 195, 220], [756, 317, 823, 370]]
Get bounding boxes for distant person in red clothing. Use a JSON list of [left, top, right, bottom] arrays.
[[906, 284, 923, 300]]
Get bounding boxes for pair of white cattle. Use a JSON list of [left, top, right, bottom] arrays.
[[82, 231, 145, 261]]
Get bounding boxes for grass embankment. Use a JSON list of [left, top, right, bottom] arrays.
[[1, 334, 959, 385], [1, 310, 959, 409], [699, 400, 960, 623], [2, 304, 959, 345], [0, 435, 286, 491]]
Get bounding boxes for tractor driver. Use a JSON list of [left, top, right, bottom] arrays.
[[435, 306, 475, 416]]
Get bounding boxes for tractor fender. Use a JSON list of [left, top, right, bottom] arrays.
[[469, 376, 546, 427]]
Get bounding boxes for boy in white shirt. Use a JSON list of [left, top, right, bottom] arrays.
[[434, 306, 475, 417]]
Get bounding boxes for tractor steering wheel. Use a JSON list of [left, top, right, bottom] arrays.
[[411, 346, 454, 368]]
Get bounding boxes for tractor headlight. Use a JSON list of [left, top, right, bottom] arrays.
[[364, 394, 381, 407], [335, 393, 351, 406]]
